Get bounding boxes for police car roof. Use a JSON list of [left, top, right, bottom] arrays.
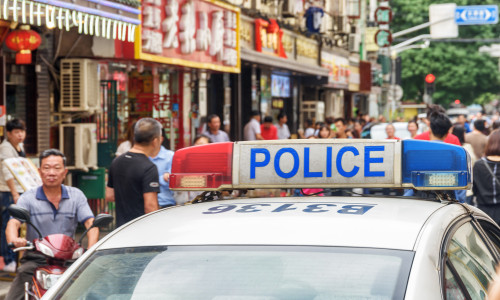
[[98, 197, 469, 251]]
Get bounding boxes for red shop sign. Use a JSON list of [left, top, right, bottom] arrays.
[[137, 0, 240, 73]]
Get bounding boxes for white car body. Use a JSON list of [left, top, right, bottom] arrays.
[[43, 196, 500, 299]]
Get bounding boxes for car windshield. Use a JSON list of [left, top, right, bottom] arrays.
[[54, 246, 414, 300]]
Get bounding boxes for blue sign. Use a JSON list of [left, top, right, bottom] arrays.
[[455, 5, 498, 25]]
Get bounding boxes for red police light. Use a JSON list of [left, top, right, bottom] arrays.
[[455, 99, 461, 104], [425, 74, 436, 84]]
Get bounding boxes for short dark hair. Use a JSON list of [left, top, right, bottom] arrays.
[[305, 119, 313, 127], [263, 116, 273, 123], [193, 134, 211, 144], [277, 112, 286, 120], [251, 110, 260, 117], [493, 120, 500, 131], [207, 114, 220, 123], [486, 130, 500, 156], [6, 119, 25, 132], [474, 119, 486, 132], [407, 120, 419, 129], [426, 104, 445, 118], [39, 149, 66, 167], [452, 124, 465, 145], [134, 118, 162, 145], [334, 118, 346, 125], [429, 112, 452, 139]]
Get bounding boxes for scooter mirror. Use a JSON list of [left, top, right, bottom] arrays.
[[78, 214, 114, 246], [8, 204, 43, 239], [8, 204, 31, 223], [92, 214, 114, 228]]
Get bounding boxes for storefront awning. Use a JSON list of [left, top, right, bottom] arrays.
[[241, 48, 329, 77], [0, 0, 139, 41]]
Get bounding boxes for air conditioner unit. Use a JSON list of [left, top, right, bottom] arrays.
[[60, 123, 98, 172], [60, 59, 100, 113], [348, 33, 361, 52]]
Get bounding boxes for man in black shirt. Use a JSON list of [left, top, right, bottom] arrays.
[[106, 118, 161, 227]]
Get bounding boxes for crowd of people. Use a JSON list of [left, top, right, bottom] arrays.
[[2, 106, 500, 298]]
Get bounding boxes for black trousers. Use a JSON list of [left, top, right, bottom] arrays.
[[5, 251, 46, 300]]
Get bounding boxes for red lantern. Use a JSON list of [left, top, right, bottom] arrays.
[[5, 26, 41, 64]]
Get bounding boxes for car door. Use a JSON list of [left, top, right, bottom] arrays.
[[442, 218, 499, 300]]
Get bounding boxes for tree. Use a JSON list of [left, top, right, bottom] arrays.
[[390, 0, 500, 107]]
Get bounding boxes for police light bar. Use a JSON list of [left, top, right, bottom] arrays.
[[169, 140, 471, 191]]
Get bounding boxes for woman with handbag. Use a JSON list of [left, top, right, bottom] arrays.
[[473, 129, 500, 224]]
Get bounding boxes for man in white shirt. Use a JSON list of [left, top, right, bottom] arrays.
[[244, 111, 264, 141], [202, 114, 230, 143], [276, 112, 290, 139]]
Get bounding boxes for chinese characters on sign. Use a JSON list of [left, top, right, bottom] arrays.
[[139, 0, 240, 72], [375, 29, 392, 48], [255, 18, 287, 58]]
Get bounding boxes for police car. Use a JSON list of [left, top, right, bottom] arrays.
[[43, 140, 500, 299]]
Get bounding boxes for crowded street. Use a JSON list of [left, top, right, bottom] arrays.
[[0, 0, 498, 298]]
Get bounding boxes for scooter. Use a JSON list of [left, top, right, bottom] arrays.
[[8, 204, 114, 300]]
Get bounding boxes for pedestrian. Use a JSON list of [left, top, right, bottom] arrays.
[[457, 114, 471, 133], [472, 129, 500, 225], [298, 119, 315, 139], [276, 112, 290, 139], [453, 124, 477, 205], [149, 132, 175, 209], [260, 116, 278, 140], [193, 134, 211, 146], [407, 120, 419, 138], [334, 118, 348, 138], [317, 125, 331, 139], [202, 114, 230, 143], [116, 121, 135, 157], [106, 118, 161, 227], [5, 149, 99, 300], [385, 123, 400, 140], [353, 120, 364, 138], [0, 119, 27, 272], [243, 111, 263, 141], [414, 105, 461, 145], [466, 119, 488, 159]]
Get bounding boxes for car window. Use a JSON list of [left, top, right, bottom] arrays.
[[54, 246, 414, 300], [478, 220, 500, 255], [446, 222, 496, 299], [444, 264, 466, 300]]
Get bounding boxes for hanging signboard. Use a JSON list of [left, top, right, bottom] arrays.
[[136, 0, 240, 73]]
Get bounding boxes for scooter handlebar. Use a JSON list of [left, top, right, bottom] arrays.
[[8, 241, 34, 252]]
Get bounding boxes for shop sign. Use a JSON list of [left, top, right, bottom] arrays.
[[240, 17, 253, 50], [374, 7, 392, 24], [321, 51, 349, 89], [359, 61, 372, 92], [281, 29, 295, 58], [255, 18, 287, 58], [365, 27, 379, 52], [137, 0, 240, 73], [349, 65, 360, 92], [296, 37, 318, 65], [0, 0, 139, 41], [375, 29, 392, 48]]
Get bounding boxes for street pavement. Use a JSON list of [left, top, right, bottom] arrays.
[[0, 272, 13, 299]]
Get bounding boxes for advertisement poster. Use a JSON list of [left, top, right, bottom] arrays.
[[4, 158, 42, 192]]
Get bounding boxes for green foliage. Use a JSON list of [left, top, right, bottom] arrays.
[[391, 0, 500, 107]]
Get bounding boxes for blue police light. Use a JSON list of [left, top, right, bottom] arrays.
[[402, 140, 470, 188]]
